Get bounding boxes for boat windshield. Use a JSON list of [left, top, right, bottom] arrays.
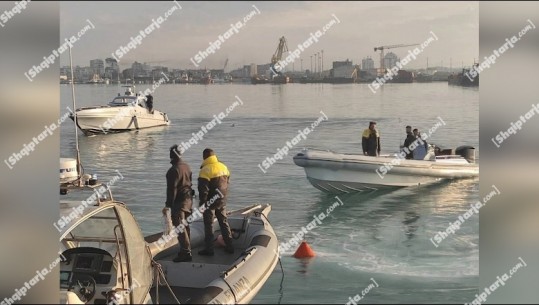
[[61, 205, 124, 256], [109, 96, 138, 106]]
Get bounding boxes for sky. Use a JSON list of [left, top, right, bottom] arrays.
[[60, 1, 478, 71]]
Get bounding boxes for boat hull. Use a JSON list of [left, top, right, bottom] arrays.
[[146, 204, 279, 304], [72, 106, 169, 135], [293, 149, 479, 194]]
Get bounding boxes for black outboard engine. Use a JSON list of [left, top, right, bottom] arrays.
[[455, 146, 476, 163]]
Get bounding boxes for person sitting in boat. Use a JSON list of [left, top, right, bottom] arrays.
[[403, 125, 415, 159], [412, 128, 428, 160], [145, 94, 154, 114], [362, 121, 381, 156]]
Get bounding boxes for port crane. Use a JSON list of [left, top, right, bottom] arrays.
[[374, 43, 419, 74], [270, 36, 289, 77], [223, 58, 228, 73]]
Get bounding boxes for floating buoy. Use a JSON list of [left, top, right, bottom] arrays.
[[293, 241, 316, 258]]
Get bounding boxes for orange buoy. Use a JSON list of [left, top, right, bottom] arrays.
[[293, 241, 316, 258]]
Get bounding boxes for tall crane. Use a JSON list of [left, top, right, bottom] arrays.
[[223, 58, 228, 73], [374, 43, 419, 74], [270, 36, 289, 76]]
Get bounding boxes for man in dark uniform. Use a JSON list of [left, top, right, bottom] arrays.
[[145, 94, 154, 114], [164, 145, 194, 262], [197, 148, 234, 256], [362, 121, 381, 156], [403, 125, 415, 159]]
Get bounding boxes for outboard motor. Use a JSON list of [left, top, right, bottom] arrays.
[[455, 146, 476, 163]]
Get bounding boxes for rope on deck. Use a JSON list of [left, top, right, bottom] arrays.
[[153, 260, 182, 304]]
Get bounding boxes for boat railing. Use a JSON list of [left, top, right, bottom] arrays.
[[60, 182, 116, 205], [435, 154, 465, 159]]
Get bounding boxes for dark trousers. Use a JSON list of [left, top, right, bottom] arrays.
[[171, 206, 191, 255], [203, 206, 233, 250]]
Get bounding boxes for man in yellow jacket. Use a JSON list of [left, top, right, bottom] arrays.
[[362, 121, 381, 156], [197, 148, 234, 256]]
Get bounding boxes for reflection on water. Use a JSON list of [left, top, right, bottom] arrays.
[[78, 128, 164, 171]]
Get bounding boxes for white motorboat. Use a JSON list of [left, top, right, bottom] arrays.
[[144, 204, 280, 304], [293, 146, 479, 194], [70, 86, 170, 135]]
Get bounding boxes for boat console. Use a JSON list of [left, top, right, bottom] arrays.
[[60, 247, 118, 304]]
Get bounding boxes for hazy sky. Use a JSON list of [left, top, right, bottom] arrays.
[[60, 1, 478, 71]]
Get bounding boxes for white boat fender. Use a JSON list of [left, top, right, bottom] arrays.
[[132, 115, 139, 129]]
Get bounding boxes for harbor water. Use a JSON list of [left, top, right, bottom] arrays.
[[60, 82, 479, 304]]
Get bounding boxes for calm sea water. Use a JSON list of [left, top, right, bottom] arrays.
[[60, 82, 479, 304]]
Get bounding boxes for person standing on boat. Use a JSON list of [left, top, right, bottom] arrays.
[[145, 94, 154, 114], [403, 125, 415, 159], [362, 121, 381, 156], [412, 128, 428, 160], [198, 148, 235, 256], [164, 145, 194, 262]]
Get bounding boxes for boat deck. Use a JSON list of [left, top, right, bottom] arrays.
[[149, 286, 205, 304], [159, 243, 240, 265], [150, 244, 242, 303]]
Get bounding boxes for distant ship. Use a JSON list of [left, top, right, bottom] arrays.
[[327, 77, 355, 84], [388, 70, 413, 83], [272, 75, 289, 84], [199, 70, 213, 84], [213, 74, 232, 84], [86, 74, 105, 84], [251, 75, 270, 84], [414, 72, 433, 83], [448, 64, 479, 87]]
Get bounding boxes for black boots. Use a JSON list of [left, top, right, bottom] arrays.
[[172, 252, 192, 262]]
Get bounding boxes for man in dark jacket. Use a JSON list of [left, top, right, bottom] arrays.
[[362, 121, 381, 156], [403, 125, 415, 159], [197, 148, 234, 256], [145, 94, 154, 114], [164, 145, 194, 262]]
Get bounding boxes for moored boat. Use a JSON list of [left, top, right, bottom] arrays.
[[59, 162, 280, 304], [70, 86, 170, 135], [448, 64, 479, 87], [145, 204, 280, 304]]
